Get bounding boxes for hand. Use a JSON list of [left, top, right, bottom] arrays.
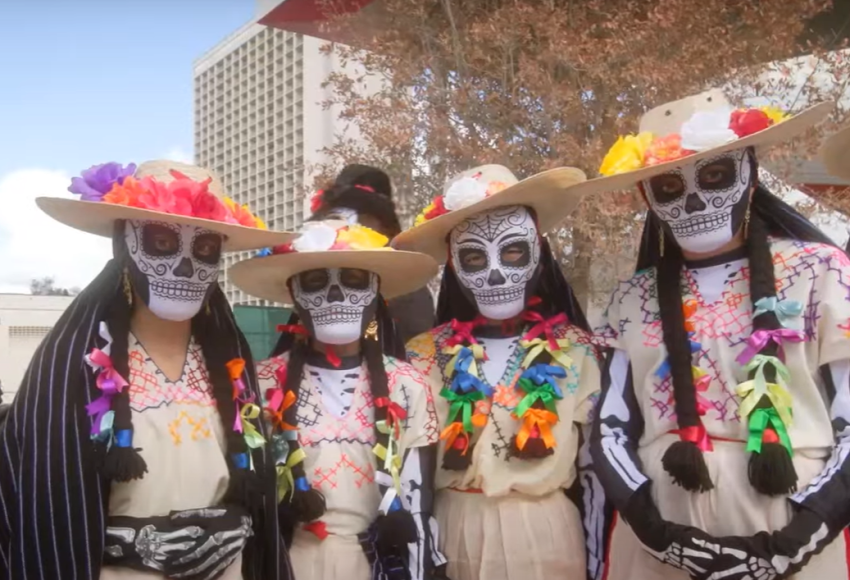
[[683, 535, 779, 580]]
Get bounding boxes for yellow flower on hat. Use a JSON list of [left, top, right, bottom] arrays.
[[599, 132, 653, 176], [336, 224, 389, 250], [760, 106, 787, 125]]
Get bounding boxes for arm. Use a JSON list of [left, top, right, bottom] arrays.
[[572, 422, 614, 580], [400, 445, 447, 580]]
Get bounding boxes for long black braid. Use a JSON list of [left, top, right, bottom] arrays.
[[640, 150, 839, 495]]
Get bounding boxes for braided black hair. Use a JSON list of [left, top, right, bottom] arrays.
[[638, 151, 839, 495]]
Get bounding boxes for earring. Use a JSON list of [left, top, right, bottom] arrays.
[[365, 319, 379, 341], [659, 226, 665, 258], [743, 205, 752, 239], [122, 268, 133, 306]]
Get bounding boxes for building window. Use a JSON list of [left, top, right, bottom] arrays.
[[9, 326, 52, 338]]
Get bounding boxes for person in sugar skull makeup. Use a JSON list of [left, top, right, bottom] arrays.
[[0, 160, 295, 580], [586, 89, 850, 580], [229, 219, 446, 580], [308, 164, 436, 345], [394, 165, 611, 580]]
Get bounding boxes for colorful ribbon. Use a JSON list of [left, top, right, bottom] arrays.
[[742, 354, 790, 397], [265, 387, 297, 432], [445, 318, 483, 348], [520, 337, 573, 370], [85, 325, 129, 439], [747, 407, 793, 455], [441, 387, 484, 433], [675, 423, 713, 452], [655, 335, 702, 379], [303, 521, 329, 540], [735, 328, 806, 365], [277, 323, 309, 337], [515, 376, 563, 417], [753, 297, 803, 328], [373, 438, 403, 495], [516, 409, 558, 450], [445, 344, 485, 376], [239, 404, 266, 448], [683, 300, 698, 332], [736, 380, 793, 427], [440, 422, 470, 453], [522, 312, 568, 351], [375, 397, 407, 439], [276, 447, 307, 501]]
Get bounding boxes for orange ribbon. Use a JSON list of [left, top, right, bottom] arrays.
[[226, 358, 248, 400], [516, 409, 558, 451], [683, 299, 698, 332], [266, 389, 297, 432], [440, 422, 470, 454]]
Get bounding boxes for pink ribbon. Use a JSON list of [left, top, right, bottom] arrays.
[[675, 424, 714, 452], [667, 372, 712, 416], [735, 328, 805, 365], [85, 348, 128, 436], [522, 312, 568, 351]]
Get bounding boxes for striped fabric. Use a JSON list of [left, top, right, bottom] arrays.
[[0, 260, 292, 580]]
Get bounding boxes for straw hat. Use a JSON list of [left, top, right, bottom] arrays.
[[392, 164, 587, 262], [569, 88, 833, 196], [37, 160, 295, 252], [229, 220, 439, 304], [820, 124, 850, 181]]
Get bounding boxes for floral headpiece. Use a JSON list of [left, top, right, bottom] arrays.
[[272, 221, 389, 254], [414, 171, 510, 226], [599, 106, 788, 176], [68, 162, 267, 230]]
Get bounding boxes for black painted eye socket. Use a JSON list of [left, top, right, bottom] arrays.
[[648, 173, 686, 204], [458, 247, 487, 273], [142, 224, 180, 257], [192, 233, 222, 265], [298, 269, 330, 292], [697, 157, 737, 191], [500, 241, 530, 267], [340, 268, 371, 290]]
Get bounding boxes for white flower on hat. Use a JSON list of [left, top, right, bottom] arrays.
[[292, 222, 338, 252], [444, 176, 488, 211], [680, 108, 737, 152]]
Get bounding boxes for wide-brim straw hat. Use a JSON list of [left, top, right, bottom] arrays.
[[568, 88, 832, 197], [229, 220, 439, 304], [37, 160, 295, 252], [821, 124, 850, 181], [392, 164, 587, 262]]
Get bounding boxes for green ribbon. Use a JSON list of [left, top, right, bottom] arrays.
[[515, 377, 561, 418], [441, 388, 484, 433], [747, 407, 793, 456]]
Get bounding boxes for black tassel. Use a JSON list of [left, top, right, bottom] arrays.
[[749, 442, 798, 496], [511, 435, 554, 459], [291, 487, 327, 522], [661, 441, 713, 492], [102, 445, 148, 482], [376, 509, 418, 551]]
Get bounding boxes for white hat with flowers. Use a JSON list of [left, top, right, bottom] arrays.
[[228, 219, 439, 304], [38, 159, 295, 252], [393, 164, 587, 262], [574, 88, 832, 194]]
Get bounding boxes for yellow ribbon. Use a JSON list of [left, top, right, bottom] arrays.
[[240, 403, 266, 449], [373, 441, 403, 496], [276, 447, 306, 502], [443, 344, 485, 377], [736, 380, 794, 427], [520, 338, 573, 370]]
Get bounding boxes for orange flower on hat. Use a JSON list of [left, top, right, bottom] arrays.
[[224, 197, 264, 229], [486, 181, 510, 196], [644, 134, 694, 167], [102, 176, 147, 208]]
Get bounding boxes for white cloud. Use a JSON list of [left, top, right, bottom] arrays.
[[0, 169, 112, 293], [164, 146, 193, 164]]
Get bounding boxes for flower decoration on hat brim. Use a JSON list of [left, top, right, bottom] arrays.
[[413, 173, 512, 226], [273, 222, 389, 254], [69, 163, 268, 230], [598, 105, 788, 177]]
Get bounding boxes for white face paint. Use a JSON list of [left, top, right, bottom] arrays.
[[642, 148, 753, 254], [124, 220, 221, 321], [291, 267, 378, 345], [449, 205, 540, 320]]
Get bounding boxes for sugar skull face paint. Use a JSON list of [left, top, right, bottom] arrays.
[[124, 220, 221, 321], [291, 267, 378, 345], [643, 148, 754, 254], [449, 205, 541, 320]]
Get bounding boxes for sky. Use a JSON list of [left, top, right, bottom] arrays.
[[0, 0, 254, 293]]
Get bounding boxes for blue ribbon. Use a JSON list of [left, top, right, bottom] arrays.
[[655, 333, 702, 379], [256, 247, 272, 257], [754, 297, 803, 328], [114, 429, 132, 448], [451, 370, 492, 397], [389, 497, 402, 512], [232, 452, 250, 469], [521, 364, 566, 398], [295, 476, 311, 492]]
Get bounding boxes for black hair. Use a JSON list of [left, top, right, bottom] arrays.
[[271, 295, 416, 545], [638, 152, 838, 495], [101, 222, 260, 508], [310, 164, 402, 238]]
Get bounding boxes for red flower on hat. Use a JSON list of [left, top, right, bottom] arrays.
[[729, 109, 773, 138], [424, 195, 448, 220], [310, 190, 324, 214]]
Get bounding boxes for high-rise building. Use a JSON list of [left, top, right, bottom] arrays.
[[193, 2, 368, 305]]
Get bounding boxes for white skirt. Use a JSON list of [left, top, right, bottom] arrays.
[[434, 489, 586, 580], [290, 530, 371, 580]]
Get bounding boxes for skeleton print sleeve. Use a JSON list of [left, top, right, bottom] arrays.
[[575, 423, 613, 580], [399, 446, 447, 580]]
